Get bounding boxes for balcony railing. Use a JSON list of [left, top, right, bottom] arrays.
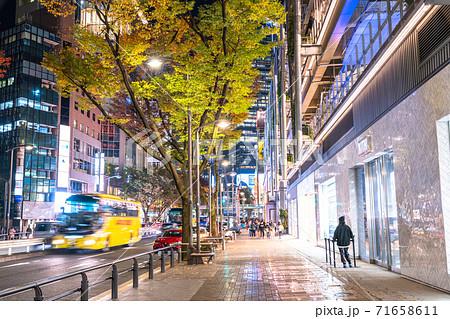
[[311, 0, 335, 44], [310, 0, 411, 137]]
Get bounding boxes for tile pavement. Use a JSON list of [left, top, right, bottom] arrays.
[[107, 231, 371, 301]]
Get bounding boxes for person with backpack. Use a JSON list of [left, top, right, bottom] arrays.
[[333, 216, 354, 268]]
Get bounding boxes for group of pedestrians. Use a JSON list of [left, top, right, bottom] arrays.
[[1, 226, 33, 240], [0, 227, 16, 240], [247, 220, 284, 239]]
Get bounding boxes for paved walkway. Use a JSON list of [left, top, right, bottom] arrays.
[[94, 229, 449, 301]]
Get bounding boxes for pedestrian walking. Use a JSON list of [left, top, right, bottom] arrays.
[[26, 225, 32, 238], [252, 222, 257, 237], [266, 223, 271, 239], [277, 221, 284, 239], [333, 216, 354, 268], [9, 227, 16, 240], [259, 221, 265, 238], [270, 223, 275, 239]]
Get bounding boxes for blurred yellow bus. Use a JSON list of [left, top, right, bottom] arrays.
[[52, 194, 143, 250]]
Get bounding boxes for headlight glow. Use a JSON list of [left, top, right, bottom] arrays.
[[83, 239, 96, 246], [52, 239, 65, 245]]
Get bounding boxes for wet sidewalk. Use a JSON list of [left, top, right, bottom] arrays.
[[94, 229, 448, 301], [283, 236, 450, 301]]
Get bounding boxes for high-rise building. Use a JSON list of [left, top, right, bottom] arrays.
[[101, 120, 149, 195], [230, 34, 276, 195], [0, 22, 61, 230], [0, 2, 106, 231]]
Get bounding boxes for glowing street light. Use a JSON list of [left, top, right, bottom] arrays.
[[147, 59, 163, 69]]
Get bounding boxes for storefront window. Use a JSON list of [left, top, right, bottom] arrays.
[[319, 178, 338, 239]]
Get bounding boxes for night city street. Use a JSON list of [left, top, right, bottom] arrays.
[[1, 0, 450, 317]]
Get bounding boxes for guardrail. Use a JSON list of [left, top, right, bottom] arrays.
[[0, 243, 181, 301], [324, 238, 357, 268], [0, 232, 31, 241], [0, 238, 46, 255]]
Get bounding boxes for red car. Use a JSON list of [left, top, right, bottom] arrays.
[[152, 228, 182, 250]]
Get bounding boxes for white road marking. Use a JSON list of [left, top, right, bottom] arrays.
[[68, 262, 94, 269], [78, 251, 115, 260], [0, 262, 30, 269]]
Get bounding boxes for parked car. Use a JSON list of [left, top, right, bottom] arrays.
[[153, 228, 182, 250]]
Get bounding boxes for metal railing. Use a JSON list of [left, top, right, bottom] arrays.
[[311, 0, 413, 136], [0, 238, 46, 256], [0, 243, 181, 301], [324, 237, 357, 268], [0, 232, 32, 240]]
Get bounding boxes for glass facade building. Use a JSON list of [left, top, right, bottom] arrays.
[[0, 23, 60, 228], [231, 34, 275, 194]]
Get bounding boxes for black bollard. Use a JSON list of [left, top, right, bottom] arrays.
[[111, 264, 118, 300], [133, 258, 139, 288], [330, 239, 336, 268], [328, 239, 332, 266], [352, 237, 357, 267], [161, 249, 166, 273], [148, 253, 154, 279], [80, 272, 89, 301]]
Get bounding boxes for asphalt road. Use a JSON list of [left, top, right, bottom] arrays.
[[0, 236, 165, 301]]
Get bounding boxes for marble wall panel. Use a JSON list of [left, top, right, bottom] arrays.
[[313, 63, 450, 291]]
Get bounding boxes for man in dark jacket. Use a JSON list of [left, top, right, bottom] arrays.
[[333, 216, 354, 268]]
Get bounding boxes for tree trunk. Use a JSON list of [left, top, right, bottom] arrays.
[[210, 194, 217, 236], [181, 194, 191, 260]]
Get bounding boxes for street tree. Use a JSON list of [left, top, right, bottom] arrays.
[[41, 0, 284, 249], [121, 166, 179, 224]]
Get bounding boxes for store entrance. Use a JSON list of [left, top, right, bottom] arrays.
[[355, 152, 400, 271]]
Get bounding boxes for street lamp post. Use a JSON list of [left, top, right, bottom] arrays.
[[147, 58, 194, 259], [194, 119, 230, 252]]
